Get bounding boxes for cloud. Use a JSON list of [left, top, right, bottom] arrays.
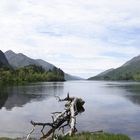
[[0, 0, 140, 78]]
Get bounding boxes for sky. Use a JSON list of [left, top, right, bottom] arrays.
[[0, 0, 140, 78]]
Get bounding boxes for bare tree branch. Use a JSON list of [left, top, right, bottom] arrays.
[[26, 94, 85, 140]]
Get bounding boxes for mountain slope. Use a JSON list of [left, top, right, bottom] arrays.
[[88, 55, 140, 81], [5, 50, 81, 80], [5, 50, 47, 69], [5, 50, 57, 71], [35, 59, 54, 71], [96, 68, 114, 77], [0, 50, 10, 68], [122, 55, 140, 67]]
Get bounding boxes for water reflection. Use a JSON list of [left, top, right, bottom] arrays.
[[106, 82, 140, 106], [0, 81, 140, 140], [0, 88, 8, 109], [0, 82, 64, 110], [123, 84, 140, 106]]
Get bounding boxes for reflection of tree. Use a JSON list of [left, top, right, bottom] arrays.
[[4, 92, 42, 110], [0, 86, 44, 110], [0, 82, 64, 110], [126, 94, 140, 105], [0, 88, 8, 109], [120, 84, 140, 106]]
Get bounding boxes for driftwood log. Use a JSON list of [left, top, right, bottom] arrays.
[[26, 93, 85, 140]]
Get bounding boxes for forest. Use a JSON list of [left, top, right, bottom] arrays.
[[0, 65, 65, 85]]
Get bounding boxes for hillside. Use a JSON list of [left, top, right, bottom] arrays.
[[0, 50, 10, 69], [0, 65, 65, 85], [88, 55, 140, 81], [95, 68, 114, 77], [5, 50, 81, 80], [5, 50, 54, 70], [35, 59, 54, 70]]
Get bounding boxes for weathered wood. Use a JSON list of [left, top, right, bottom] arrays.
[[69, 98, 77, 135], [26, 93, 85, 140], [26, 125, 35, 140]]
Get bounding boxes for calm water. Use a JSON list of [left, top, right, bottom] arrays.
[[0, 81, 140, 140]]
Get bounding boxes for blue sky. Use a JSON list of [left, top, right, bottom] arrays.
[[0, 0, 140, 78]]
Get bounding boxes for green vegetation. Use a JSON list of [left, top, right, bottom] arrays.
[[0, 65, 65, 85], [0, 132, 131, 140], [59, 132, 131, 140], [89, 63, 140, 81], [0, 138, 35, 140], [0, 138, 12, 140], [88, 54, 140, 81]]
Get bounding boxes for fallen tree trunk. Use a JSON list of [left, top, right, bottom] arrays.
[[26, 93, 85, 140]]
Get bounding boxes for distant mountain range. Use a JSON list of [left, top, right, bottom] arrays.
[[2, 49, 140, 81], [64, 73, 83, 80], [88, 55, 140, 81], [0, 50, 81, 80]]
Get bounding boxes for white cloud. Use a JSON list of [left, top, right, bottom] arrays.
[[0, 0, 140, 78]]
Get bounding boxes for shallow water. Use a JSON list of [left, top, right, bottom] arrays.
[[0, 81, 140, 140]]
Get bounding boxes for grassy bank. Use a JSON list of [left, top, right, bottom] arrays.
[[0, 132, 131, 140], [59, 132, 131, 140], [0, 138, 35, 140]]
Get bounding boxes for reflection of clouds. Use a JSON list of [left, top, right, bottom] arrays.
[[0, 97, 65, 138], [0, 82, 64, 138], [0, 81, 140, 139], [72, 81, 140, 140]]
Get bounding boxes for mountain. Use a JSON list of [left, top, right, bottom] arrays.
[[122, 55, 140, 67], [5, 50, 81, 80], [5, 50, 54, 71], [35, 59, 54, 70], [64, 73, 84, 81], [95, 68, 114, 77], [5, 50, 38, 68], [0, 50, 10, 68], [88, 55, 140, 81]]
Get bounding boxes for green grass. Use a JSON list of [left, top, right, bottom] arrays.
[[0, 138, 35, 140], [0, 138, 12, 140], [58, 132, 131, 140], [0, 132, 131, 140]]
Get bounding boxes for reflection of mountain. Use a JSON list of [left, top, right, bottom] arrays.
[[109, 83, 140, 106], [123, 84, 140, 106], [0, 83, 64, 110], [0, 89, 8, 109], [127, 94, 140, 105], [4, 92, 42, 110]]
